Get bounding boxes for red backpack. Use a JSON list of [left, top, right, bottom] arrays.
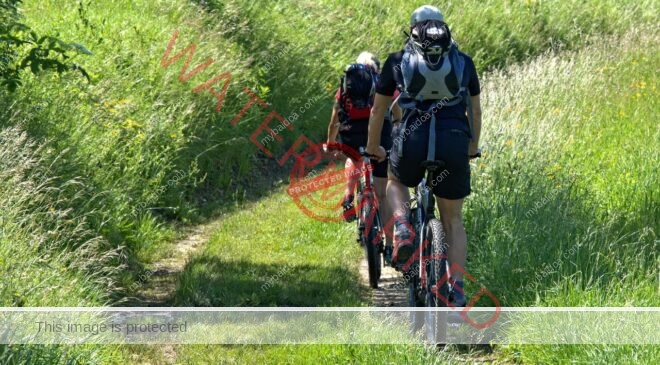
[[337, 63, 377, 122]]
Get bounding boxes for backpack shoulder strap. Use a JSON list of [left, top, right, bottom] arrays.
[[465, 86, 475, 140], [339, 74, 346, 97], [337, 76, 349, 117], [450, 48, 475, 139], [452, 47, 465, 90]]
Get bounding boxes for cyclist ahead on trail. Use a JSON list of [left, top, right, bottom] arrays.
[[366, 5, 482, 307], [327, 52, 402, 263]]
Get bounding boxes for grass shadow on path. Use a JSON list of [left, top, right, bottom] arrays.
[[173, 257, 364, 307]]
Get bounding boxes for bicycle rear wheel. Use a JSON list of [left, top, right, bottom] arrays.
[[426, 218, 449, 306], [425, 218, 448, 343], [407, 208, 425, 334]]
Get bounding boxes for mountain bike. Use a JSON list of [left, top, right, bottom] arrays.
[[323, 143, 385, 289], [397, 136, 481, 343], [356, 147, 385, 289], [401, 157, 450, 342]]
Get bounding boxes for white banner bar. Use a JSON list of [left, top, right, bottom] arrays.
[[0, 308, 657, 344]]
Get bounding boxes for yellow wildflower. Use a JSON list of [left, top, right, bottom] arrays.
[[123, 119, 143, 130]]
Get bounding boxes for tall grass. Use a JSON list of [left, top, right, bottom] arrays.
[[468, 26, 659, 307], [465, 26, 659, 362], [12, 0, 657, 264], [197, 0, 658, 142], [0, 126, 124, 363]]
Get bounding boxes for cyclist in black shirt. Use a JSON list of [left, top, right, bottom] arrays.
[[366, 5, 482, 307]]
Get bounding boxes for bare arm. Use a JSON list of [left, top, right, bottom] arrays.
[[391, 103, 402, 123], [327, 102, 340, 143], [366, 93, 392, 161], [469, 94, 482, 155]]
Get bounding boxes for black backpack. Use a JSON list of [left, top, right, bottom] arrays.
[[339, 63, 376, 119], [396, 20, 475, 140], [399, 20, 466, 109]]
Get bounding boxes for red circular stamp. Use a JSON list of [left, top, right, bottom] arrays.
[[286, 142, 369, 223]]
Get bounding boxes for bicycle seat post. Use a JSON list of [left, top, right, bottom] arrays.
[[419, 160, 445, 217]]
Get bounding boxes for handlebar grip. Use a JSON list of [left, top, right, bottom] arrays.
[[358, 146, 368, 156], [359, 146, 390, 159], [469, 147, 482, 159]]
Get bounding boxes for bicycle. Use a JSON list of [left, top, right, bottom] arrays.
[[396, 139, 481, 343], [400, 155, 450, 342], [324, 143, 386, 289], [356, 146, 386, 289]]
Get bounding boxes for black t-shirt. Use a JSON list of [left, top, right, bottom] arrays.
[[377, 49, 480, 130]]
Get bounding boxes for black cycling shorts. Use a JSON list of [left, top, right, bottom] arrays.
[[339, 119, 392, 178], [389, 118, 471, 200]]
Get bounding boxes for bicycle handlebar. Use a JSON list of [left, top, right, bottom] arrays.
[[323, 143, 389, 160], [325, 142, 480, 159], [322, 142, 341, 153]]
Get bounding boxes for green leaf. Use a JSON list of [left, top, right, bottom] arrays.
[[69, 42, 93, 55]]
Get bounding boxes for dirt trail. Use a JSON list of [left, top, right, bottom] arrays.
[[124, 221, 220, 364], [359, 257, 499, 363], [358, 256, 408, 307], [125, 221, 218, 306]]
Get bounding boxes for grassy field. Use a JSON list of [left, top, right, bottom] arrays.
[[135, 25, 659, 364], [0, 0, 658, 363]]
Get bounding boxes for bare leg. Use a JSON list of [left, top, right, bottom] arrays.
[[436, 197, 466, 281], [387, 175, 410, 222], [374, 177, 392, 246], [344, 157, 360, 199]]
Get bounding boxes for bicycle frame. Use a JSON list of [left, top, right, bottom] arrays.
[[410, 168, 439, 275], [406, 160, 449, 298], [355, 154, 385, 288], [356, 157, 382, 238]]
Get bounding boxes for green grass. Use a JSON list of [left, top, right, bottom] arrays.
[[6, 0, 653, 262], [173, 187, 364, 307], [467, 26, 659, 308], [0, 127, 125, 363], [168, 26, 659, 364], [464, 27, 659, 362], [170, 344, 482, 364], [0, 0, 658, 363]]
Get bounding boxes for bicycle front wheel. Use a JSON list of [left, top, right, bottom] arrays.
[[361, 202, 382, 289], [364, 221, 382, 288]]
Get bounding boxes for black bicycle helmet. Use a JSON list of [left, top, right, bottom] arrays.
[[410, 20, 452, 67]]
